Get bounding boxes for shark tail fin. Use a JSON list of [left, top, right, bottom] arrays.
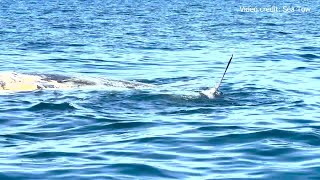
[[199, 54, 233, 99], [214, 54, 233, 91]]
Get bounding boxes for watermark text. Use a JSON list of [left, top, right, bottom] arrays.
[[240, 6, 311, 13]]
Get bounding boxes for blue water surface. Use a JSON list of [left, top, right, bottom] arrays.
[[1, 0, 320, 179]]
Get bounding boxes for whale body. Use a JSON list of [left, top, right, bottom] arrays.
[[0, 55, 233, 99], [0, 72, 154, 91]]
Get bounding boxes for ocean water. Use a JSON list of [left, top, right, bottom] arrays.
[[0, 0, 320, 179]]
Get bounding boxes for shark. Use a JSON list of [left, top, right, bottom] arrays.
[[0, 55, 233, 99], [200, 54, 233, 99]]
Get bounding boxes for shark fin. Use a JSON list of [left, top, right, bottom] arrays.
[[200, 54, 233, 99]]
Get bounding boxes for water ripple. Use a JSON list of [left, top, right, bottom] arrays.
[[1, 0, 320, 179]]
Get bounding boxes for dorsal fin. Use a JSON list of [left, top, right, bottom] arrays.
[[214, 54, 233, 91]]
